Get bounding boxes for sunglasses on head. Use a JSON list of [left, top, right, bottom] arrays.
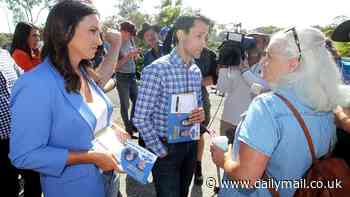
[[285, 27, 302, 62]]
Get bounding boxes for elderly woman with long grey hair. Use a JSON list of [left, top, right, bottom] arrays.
[[211, 27, 350, 197]]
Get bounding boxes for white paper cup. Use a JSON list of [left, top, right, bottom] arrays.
[[251, 83, 263, 95], [212, 136, 229, 151]]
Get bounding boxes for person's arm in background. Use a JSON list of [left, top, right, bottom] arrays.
[[115, 39, 142, 72], [116, 50, 139, 70], [95, 30, 122, 87]]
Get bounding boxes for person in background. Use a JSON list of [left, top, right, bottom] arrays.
[[138, 23, 166, 70], [0, 48, 41, 197], [115, 21, 140, 138], [216, 63, 252, 141], [10, 22, 41, 72], [331, 19, 350, 166], [239, 33, 270, 93], [217, 33, 270, 142], [9, 1, 126, 197]]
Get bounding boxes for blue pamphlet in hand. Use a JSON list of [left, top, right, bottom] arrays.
[[167, 93, 200, 143], [120, 141, 157, 184], [92, 127, 157, 184]]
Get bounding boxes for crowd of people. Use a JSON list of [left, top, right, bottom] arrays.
[[1, 0, 350, 197]]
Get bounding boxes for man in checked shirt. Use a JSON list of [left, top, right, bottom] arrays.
[[0, 48, 41, 197], [133, 15, 210, 197], [0, 49, 20, 197]]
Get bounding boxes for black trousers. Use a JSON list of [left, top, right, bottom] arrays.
[[152, 141, 197, 197], [0, 139, 42, 197]]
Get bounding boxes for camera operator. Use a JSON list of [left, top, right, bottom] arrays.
[[217, 64, 252, 142], [239, 33, 270, 94], [217, 32, 269, 142]]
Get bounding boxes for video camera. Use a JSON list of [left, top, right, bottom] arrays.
[[217, 32, 257, 66]]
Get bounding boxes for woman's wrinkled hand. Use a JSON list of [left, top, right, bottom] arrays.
[[210, 144, 232, 169]]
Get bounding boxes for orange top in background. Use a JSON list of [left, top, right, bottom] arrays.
[[12, 49, 41, 72]]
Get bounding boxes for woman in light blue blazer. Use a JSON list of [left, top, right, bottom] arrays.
[[9, 1, 126, 197]]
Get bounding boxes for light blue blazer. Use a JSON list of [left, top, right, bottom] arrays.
[[9, 58, 113, 197]]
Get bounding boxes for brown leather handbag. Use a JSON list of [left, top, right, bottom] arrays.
[[267, 93, 350, 197]]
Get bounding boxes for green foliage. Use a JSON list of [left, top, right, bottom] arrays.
[[1, 0, 53, 25], [156, 0, 183, 27], [335, 42, 350, 57], [0, 33, 13, 48], [252, 26, 282, 35], [102, 15, 120, 31], [315, 25, 350, 57], [112, 0, 152, 30], [128, 11, 152, 30], [116, 0, 143, 19]]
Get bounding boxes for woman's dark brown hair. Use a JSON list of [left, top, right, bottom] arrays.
[[42, 0, 99, 93], [10, 22, 39, 57]]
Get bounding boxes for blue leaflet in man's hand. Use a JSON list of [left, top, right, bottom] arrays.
[[166, 93, 200, 143], [92, 127, 157, 184]]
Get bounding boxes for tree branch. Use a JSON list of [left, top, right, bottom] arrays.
[[34, 6, 46, 24]]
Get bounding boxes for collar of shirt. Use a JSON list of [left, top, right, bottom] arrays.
[[150, 43, 165, 58], [169, 48, 196, 69], [273, 85, 317, 113]]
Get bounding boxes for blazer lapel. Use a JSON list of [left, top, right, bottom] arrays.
[[46, 59, 96, 132]]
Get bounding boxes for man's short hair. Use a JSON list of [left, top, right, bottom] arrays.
[[120, 21, 137, 36], [137, 23, 161, 39], [173, 15, 212, 43]]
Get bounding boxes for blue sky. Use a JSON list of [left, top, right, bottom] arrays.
[[0, 0, 349, 33]]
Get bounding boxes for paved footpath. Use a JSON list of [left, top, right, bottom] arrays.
[[106, 87, 225, 197]]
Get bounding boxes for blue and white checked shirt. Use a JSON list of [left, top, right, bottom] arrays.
[[0, 49, 20, 140], [133, 48, 203, 156]]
